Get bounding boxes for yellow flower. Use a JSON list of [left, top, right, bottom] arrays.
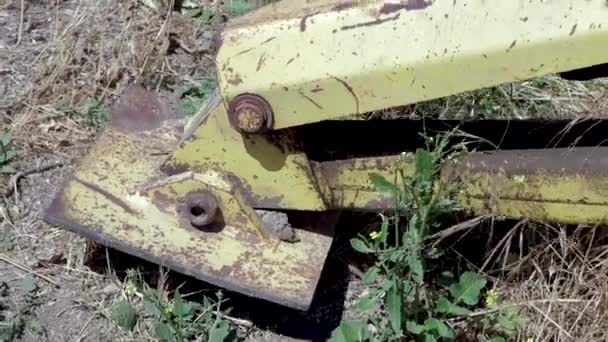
[[369, 231, 381, 240], [485, 289, 498, 307]]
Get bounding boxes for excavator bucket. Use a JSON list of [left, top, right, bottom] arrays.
[[44, 85, 338, 310]]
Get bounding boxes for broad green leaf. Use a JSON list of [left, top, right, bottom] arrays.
[[0, 165, 16, 174], [406, 321, 424, 334], [369, 173, 399, 196], [386, 284, 402, 333], [381, 278, 396, 291], [143, 289, 162, 318], [1, 150, 16, 162], [490, 337, 507, 342], [209, 321, 231, 342], [424, 334, 438, 342], [173, 292, 192, 318], [155, 322, 175, 342], [0, 233, 15, 252], [435, 296, 472, 316], [449, 272, 487, 306], [350, 238, 374, 254], [21, 276, 37, 293], [407, 253, 424, 284], [497, 314, 516, 334], [111, 301, 138, 332], [0, 134, 10, 147], [355, 292, 378, 311], [423, 318, 454, 338], [328, 320, 368, 342], [362, 266, 380, 284]]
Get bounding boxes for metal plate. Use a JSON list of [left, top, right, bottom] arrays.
[[43, 85, 336, 310]]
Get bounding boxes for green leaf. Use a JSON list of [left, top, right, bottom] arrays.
[[143, 288, 162, 318], [21, 276, 37, 293], [155, 322, 175, 342], [362, 266, 379, 284], [435, 296, 472, 316], [0, 134, 11, 147], [423, 318, 453, 338], [354, 292, 378, 311], [406, 320, 424, 335], [497, 314, 517, 334], [26, 319, 44, 334], [209, 321, 231, 342], [449, 272, 487, 306], [111, 301, 138, 332], [350, 238, 374, 254], [386, 283, 402, 333], [173, 292, 192, 318], [369, 173, 399, 196], [414, 148, 434, 182], [407, 252, 424, 284], [424, 334, 437, 342], [1, 150, 16, 162], [490, 337, 507, 342], [0, 233, 15, 252], [328, 320, 368, 342], [0, 165, 16, 174]]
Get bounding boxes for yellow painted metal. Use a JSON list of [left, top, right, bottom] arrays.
[[216, 0, 608, 129], [44, 86, 335, 310], [444, 148, 608, 224], [164, 92, 327, 210]]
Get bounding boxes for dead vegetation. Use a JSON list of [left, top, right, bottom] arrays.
[[1, 0, 608, 341]]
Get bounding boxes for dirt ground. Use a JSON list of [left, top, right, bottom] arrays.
[[2, 0, 608, 341]]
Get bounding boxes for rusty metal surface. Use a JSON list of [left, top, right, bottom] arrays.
[[227, 93, 274, 133], [444, 147, 608, 224], [43, 88, 336, 310]]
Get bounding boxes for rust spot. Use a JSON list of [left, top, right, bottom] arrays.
[[227, 74, 243, 86], [298, 90, 323, 110], [507, 40, 517, 52], [256, 53, 267, 72], [226, 173, 284, 208], [228, 94, 274, 133], [380, 0, 432, 14], [569, 23, 578, 36], [234, 47, 254, 57], [160, 161, 189, 176], [300, 12, 319, 32], [261, 36, 276, 45], [341, 13, 400, 30], [109, 84, 181, 132], [520, 17, 528, 22], [152, 190, 172, 212], [212, 31, 223, 50], [334, 0, 353, 11], [331, 76, 360, 113], [75, 178, 136, 214]]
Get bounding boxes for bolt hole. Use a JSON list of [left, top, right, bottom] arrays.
[[190, 206, 206, 217]]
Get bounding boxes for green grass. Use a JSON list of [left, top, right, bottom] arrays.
[[81, 97, 109, 127], [0, 278, 47, 341], [329, 129, 527, 342], [181, 80, 215, 116], [110, 270, 240, 342]]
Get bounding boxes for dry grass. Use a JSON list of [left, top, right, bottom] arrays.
[[470, 222, 608, 342]]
